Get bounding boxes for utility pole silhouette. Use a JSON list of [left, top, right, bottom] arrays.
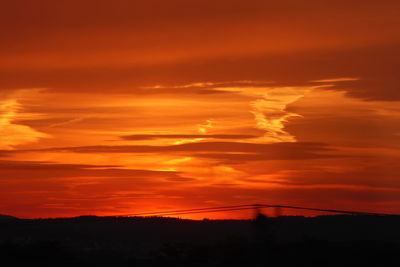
[[252, 204, 275, 266]]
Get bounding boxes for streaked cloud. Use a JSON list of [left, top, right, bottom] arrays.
[[1, 0, 400, 217], [121, 134, 258, 140], [217, 86, 311, 142], [0, 91, 49, 149]]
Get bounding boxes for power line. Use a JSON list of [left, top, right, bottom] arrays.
[[119, 203, 393, 218], [119, 204, 393, 217], [259, 204, 391, 216], [133, 206, 256, 217], [122, 204, 254, 217]]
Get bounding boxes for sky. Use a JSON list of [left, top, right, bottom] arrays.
[[1, 0, 400, 219]]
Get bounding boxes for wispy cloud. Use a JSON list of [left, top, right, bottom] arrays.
[[121, 134, 258, 140], [0, 91, 49, 149], [217, 86, 311, 142]]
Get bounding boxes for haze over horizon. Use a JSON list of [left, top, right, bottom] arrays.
[[1, 0, 400, 219]]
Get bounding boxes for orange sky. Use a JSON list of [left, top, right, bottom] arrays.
[[1, 0, 400, 219]]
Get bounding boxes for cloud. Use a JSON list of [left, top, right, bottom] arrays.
[[285, 89, 400, 148], [121, 134, 258, 140], [1, 0, 400, 217], [0, 160, 117, 170], [0, 1, 399, 103], [0, 160, 183, 180], [276, 169, 400, 189], [0, 159, 194, 217], [217, 86, 310, 142], [193, 151, 338, 162], [24, 141, 339, 163], [1, 43, 399, 103], [0, 93, 49, 149]]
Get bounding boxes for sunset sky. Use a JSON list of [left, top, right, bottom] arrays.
[[1, 0, 400, 219]]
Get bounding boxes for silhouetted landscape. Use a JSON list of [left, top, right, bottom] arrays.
[[1, 214, 398, 266]]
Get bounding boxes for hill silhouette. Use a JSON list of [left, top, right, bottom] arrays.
[[0, 215, 398, 266], [0, 214, 20, 221]]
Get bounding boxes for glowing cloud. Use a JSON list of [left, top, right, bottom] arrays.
[[217, 86, 310, 142], [198, 119, 214, 134], [0, 94, 49, 149]]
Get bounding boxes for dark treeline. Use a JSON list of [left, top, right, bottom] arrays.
[[0, 215, 399, 266]]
